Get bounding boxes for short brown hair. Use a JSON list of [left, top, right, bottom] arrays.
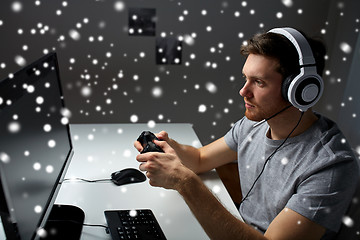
[[240, 30, 326, 79]]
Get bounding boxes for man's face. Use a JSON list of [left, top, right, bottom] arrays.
[[240, 54, 290, 122]]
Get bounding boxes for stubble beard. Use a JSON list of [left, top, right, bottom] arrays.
[[245, 102, 291, 122], [244, 108, 267, 122]]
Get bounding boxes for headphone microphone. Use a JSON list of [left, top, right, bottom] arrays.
[[252, 105, 292, 128], [268, 27, 324, 112]]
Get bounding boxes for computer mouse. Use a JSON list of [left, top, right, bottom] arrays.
[[110, 168, 146, 186]]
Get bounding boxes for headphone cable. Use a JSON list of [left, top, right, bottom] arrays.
[[240, 111, 305, 206]]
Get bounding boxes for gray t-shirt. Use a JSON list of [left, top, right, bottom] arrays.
[[224, 113, 359, 238]]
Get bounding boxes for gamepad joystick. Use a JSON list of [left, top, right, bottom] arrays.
[[137, 131, 164, 153]]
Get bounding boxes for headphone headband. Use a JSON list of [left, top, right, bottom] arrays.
[[268, 27, 315, 66]]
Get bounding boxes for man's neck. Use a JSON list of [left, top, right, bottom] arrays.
[[266, 108, 318, 140]]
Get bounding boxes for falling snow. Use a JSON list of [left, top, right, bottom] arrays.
[[36, 228, 47, 238], [281, 157, 289, 165], [8, 121, 21, 133], [342, 216, 355, 227], [340, 42, 352, 54], [198, 104, 207, 113], [0, 1, 359, 237], [0, 152, 10, 163]]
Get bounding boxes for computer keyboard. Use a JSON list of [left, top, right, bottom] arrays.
[[105, 209, 167, 240]]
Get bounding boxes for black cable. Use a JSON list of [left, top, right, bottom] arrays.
[[240, 111, 305, 206], [61, 178, 111, 184], [47, 219, 108, 229], [264, 105, 293, 122], [253, 105, 292, 127], [82, 223, 108, 229]]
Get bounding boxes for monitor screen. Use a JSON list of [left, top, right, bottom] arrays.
[[0, 52, 73, 239]]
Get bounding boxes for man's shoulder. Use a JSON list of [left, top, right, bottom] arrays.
[[299, 113, 359, 177], [224, 117, 265, 150], [314, 114, 354, 155]]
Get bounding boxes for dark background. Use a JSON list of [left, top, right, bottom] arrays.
[[0, 0, 359, 147]]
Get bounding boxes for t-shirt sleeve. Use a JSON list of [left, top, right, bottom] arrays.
[[286, 156, 359, 232], [224, 119, 243, 151]]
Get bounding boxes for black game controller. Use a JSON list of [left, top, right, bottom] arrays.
[[137, 131, 164, 153]]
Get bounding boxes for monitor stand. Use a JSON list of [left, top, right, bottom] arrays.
[[41, 204, 85, 240]]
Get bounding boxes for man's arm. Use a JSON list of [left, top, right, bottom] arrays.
[[155, 132, 243, 204], [175, 169, 326, 240], [177, 169, 266, 240], [136, 139, 326, 240], [265, 208, 326, 240], [134, 131, 237, 173]]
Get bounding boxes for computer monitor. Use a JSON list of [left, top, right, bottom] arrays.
[[0, 52, 74, 239]]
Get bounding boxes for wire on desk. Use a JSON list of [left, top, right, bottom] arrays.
[[61, 178, 112, 184], [47, 219, 109, 232], [82, 223, 108, 229]]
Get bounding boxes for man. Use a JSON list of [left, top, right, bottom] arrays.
[[134, 28, 359, 239]]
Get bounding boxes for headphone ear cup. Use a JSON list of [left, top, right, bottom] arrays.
[[282, 75, 294, 102]]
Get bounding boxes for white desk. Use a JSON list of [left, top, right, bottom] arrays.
[[55, 123, 241, 239]]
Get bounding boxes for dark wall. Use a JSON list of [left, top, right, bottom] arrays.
[[0, 0, 359, 147], [321, 0, 360, 154], [338, 34, 360, 152]]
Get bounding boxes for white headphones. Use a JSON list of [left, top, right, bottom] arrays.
[[268, 27, 324, 112]]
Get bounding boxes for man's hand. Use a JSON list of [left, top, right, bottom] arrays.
[[134, 131, 170, 152], [135, 138, 194, 190]]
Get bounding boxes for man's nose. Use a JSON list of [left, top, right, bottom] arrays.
[[239, 81, 252, 98]]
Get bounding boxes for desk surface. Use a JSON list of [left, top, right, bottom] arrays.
[[55, 123, 241, 239]]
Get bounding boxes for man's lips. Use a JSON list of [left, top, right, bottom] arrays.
[[245, 102, 255, 108]]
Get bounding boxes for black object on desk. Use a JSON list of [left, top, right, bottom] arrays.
[[111, 168, 146, 186], [104, 209, 167, 240], [41, 204, 85, 240]]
